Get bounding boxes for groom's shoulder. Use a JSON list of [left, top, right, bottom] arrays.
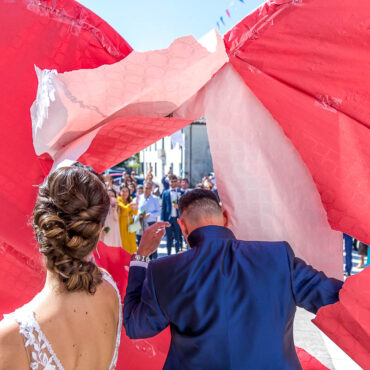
[[150, 249, 194, 272], [236, 239, 290, 255]]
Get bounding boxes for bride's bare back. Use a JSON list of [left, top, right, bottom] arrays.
[[0, 167, 121, 369], [0, 275, 120, 369]]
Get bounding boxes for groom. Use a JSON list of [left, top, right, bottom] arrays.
[[124, 189, 343, 369]]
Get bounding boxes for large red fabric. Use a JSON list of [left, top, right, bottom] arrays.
[[224, 0, 370, 245], [93, 242, 171, 369], [78, 116, 192, 173], [0, 0, 131, 314], [2, 0, 369, 367], [295, 348, 328, 370], [313, 267, 370, 368]]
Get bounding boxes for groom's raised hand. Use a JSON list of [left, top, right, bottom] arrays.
[[137, 221, 170, 257]]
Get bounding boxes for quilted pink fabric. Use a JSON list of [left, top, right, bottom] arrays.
[[224, 0, 370, 245], [31, 31, 227, 170]]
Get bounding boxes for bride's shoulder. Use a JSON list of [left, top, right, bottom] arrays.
[[0, 315, 28, 369], [99, 270, 119, 296], [0, 314, 20, 348]]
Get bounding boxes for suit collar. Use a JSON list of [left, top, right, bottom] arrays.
[[187, 225, 236, 248]]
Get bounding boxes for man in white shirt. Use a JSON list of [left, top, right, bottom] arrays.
[[137, 182, 161, 259]]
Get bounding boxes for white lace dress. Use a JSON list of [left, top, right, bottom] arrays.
[[4, 272, 122, 370]]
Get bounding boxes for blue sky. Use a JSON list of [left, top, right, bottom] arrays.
[[78, 0, 265, 51]]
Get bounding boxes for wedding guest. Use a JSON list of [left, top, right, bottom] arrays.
[[136, 184, 144, 196], [130, 173, 137, 185], [124, 189, 343, 369], [102, 174, 113, 189], [152, 184, 160, 197], [161, 168, 173, 191], [181, 178, 189, 193], [101, 189, 122, 248], [343, 233, 353, 276], [145, 166, 160, 194], [357, 241, 368, 268], [161, 175, 183, 255], [125, 175, 132, 186], [353, 238, 358, 251], [0, 167, 121, 369], [137, 182, 161, 259], [117, 185, 138, 254], [145, 165, 154, 183], [128, 183, 136, 199]]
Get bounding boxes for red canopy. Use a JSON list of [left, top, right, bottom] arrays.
[[1, 0, 369, 368], [224, 0, 370, 245], [0, 0, 131, 318]]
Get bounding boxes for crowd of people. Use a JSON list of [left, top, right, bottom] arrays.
[[100, 168, 218, 256]]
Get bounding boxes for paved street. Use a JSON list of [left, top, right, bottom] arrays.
[[294, 308, 360, 369], [156, 237, 364, 369]]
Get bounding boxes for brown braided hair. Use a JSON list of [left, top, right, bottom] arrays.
[[33, 167, 110, 294]]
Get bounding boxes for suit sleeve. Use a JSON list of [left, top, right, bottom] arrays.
[[123, 265, 169, 339], [160, 192, 165, 221], [284, 242, 343, 314]]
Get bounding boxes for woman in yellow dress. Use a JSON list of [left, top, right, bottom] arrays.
[[117, 185, 138, 254]]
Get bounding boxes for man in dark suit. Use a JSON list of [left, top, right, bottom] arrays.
[[161, 168, 173, 191], [124, 189, 343, 369], [161, 175, 183, 255]]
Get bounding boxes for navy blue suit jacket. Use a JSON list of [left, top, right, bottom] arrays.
[[161, 189, 183, 221], [124, 226, 343, 369]]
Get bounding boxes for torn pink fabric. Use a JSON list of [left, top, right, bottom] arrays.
[[202, 64, 342, 279], [31, 31, 228, 171], [224, 0, 370, 245]]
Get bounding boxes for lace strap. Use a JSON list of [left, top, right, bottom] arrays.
[[102, 271, 122, 370], [12, 306, 65, 370], [20, 331, 32, 366]]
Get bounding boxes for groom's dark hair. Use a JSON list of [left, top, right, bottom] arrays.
[[178, 189, 221, 221]]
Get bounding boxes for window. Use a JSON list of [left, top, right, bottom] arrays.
[[155, 142, 157, 150], [162, 138, 164, 149], [155, 163, 157, 176]]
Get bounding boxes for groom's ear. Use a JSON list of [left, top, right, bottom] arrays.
[[222, 209, 229, 228], [177, 217, 188, 237]]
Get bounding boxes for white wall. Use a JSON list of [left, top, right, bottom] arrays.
[[139, 133, 185, 183]]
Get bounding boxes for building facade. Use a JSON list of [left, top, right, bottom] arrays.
[[139, 118, 213, 187]]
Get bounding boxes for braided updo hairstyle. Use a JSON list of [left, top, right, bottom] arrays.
[[33, 167, 110, 294]]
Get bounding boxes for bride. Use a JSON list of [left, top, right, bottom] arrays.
[[0, 167, 122, 369]]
